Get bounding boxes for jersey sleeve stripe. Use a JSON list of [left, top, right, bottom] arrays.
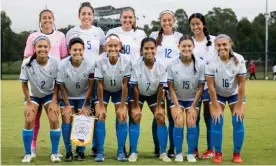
[[199, 80, 205, 83], [205, 74, 214, 77], [237, 73, 246, 76], [19, 78, 28, 82], [124, 75, 131, 78], [167, 79, 174, 82], [56, 81, 64, 84], [129, 81, 138, 84], [159, 82, 167, 84], [94, 77, 103, 80]]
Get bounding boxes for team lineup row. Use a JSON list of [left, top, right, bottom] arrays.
[[20, 1, 246, 164]]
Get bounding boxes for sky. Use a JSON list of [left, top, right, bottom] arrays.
[[1, 0, 276, 33]]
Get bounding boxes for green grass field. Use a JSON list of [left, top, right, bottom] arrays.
[[1, 80, 276, 165]]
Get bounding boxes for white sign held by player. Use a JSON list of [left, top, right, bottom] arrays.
[[70, 115, 95, 146]]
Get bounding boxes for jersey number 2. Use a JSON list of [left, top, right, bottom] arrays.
[[40, 81, 45, 89]]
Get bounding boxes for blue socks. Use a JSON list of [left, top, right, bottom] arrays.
[[129, 122, 140, 154], [157, 125, 168, 154], [95, 121, 106, 155], [187, 127, 198, 154], [116, 121, 128, 154], [62, 124, 72, 153], [50, 129, 61, 154], [232, 115, 244, 154], [168, 120, 174, 151], [22, 129, 33, 155], [173, 127, 183, 155], [152, 119, 159, 151], [211, 116, 224, 153]]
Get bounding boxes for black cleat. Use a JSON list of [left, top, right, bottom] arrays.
[[154, 148, 160, 157], [167, 149, 175, 158], [91, 147, 97, 157], [74, 147, 79, 159], [65, 152, 73, 162], [77, 152, 85, 161]]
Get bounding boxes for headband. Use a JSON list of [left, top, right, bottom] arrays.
[[104, 35, 121, 45], [159, 10, 175, 18], [34, 35, 50, 45]]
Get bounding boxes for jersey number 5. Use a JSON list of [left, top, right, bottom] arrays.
[[87, 41, 92, 50]]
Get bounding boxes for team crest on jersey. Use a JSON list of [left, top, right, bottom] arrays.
[[49, 70, 53, 76], [21, 66, 25, 70], [133, 36, 137, 41], [118, 70, 124, 75], [154, 75, 160, 79], [139, 74, 143, 79], [175, 71, 179, 75]]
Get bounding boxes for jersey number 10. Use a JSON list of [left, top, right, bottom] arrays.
[[123, 45, 131, 54]]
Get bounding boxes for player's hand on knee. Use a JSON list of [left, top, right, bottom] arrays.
[[24, 102, 36, 119], [233, 103, 245, 122], [62, 105, 72, 117], [171, 105, 182, 122], [116, 105, 127, 123], [187, 105, 198, 121], [48, 101, 59, 117], [211, 103, 223, 124]]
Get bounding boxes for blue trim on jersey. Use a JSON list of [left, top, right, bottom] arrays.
[[159, 82, 167, 84], [56, 81, 64, 84], [124, 75, 131, 78], [209, 94, 246, 105], [94, 77, 103, 80], [205, 74, 214, 77], [20, 78, 28, 82], [199, 80, 205, 83], [129, 81, 138, 84], [237, 73, 246, 76], [167, 79, 174, 82]]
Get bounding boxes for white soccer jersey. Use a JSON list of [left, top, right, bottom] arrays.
[[193, 35, 217, 62], [95, 53, 131, 92], [130, 58, 167, 96], [273, 65, 276, 73], [56, 56, 95, 99], [106, 27, 147, 61], [193, 35, 217, 90], [66, 25, 105, 64], [167, 57, 205, 101], [19, 56, 58, 98], [150, 31, 183, 66], [205, 53, 247, 97]]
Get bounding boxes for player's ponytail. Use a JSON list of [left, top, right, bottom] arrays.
[[27, 53, 37, 67], [156, 28, 163, 46], [189, 13, 212, 47], [191, 53, 197, 74]]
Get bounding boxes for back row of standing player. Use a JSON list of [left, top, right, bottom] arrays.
[[20, 2, 246, 164]]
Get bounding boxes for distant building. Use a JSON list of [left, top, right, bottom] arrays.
[[94, 5, 132, 32]]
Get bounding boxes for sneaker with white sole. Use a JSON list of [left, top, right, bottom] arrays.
[[22, 155, 32, 163], [159, 153, 171, 162], [187, 154, 197, 162], [51, 154, 61, 163], [128, 153, 138, 162], [31, 148, 37, 158], [175, 153, 183, 162]]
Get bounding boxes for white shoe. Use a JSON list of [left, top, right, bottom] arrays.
[[128, 153, 138, 162], [31, 148, 37, 158], [51, 154, 61, 163], [187, 154, 197, 162], [57, 149, 63, 158], [159, 153, 171, 162], [22, 155, 32, 163], [175, 153, 183, 162]]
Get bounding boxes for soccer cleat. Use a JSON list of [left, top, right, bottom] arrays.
[[57, 149, 63, 158], [154, 148, 160, 157], [65, 152, 73, 162], [95, 153, 105, 162], [117, 153, 128, 162], [77, 152, 85, 161], [128, 153, 138, 162], [167, 149, 175, 158], [175, 153, 183, 162], [91, 147, 97, 157], [200, 149, 215, 159], [232, 153, 243, 164], [22, 155, 32, 163], [194, 149, 199, 158], [212, 153, 222, 164], [31, 148, 37, 158], [159, 153, 172, 162], [187, 154, 197, 162], [51, 154, 61, 163], [74, 147, 79, 159]]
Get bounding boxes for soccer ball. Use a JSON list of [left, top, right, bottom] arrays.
[[265, 77, 268, 80]]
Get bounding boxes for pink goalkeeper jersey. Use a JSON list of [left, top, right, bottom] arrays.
[[24, 30, 67, 60]]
